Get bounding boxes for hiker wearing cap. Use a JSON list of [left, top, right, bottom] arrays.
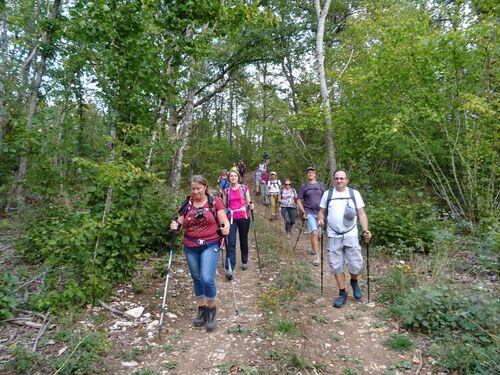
[[223, 170, 255, 278], [267, 171, 282, 221], [279, 179, 298, 239], [317, 169, 372, 308], [297, 167, 326, 266], [170, 175, 230, 332]]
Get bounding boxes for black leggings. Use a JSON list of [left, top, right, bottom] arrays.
[[281, 207, 297, 234]]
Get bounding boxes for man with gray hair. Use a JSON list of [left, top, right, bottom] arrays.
[[317, 169, 372, 308]]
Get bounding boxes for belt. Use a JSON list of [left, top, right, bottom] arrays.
[[184, 234, 220, 246]]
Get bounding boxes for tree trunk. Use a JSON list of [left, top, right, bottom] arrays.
[[315, 0, 337, 184], [15, 0, 61, 208], [170, 87, 196, 200]]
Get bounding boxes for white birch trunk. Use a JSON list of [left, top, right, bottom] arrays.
[[315, 0, 337, 184]]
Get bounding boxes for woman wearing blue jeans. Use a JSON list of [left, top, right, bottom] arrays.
[[171, 175, 229, 332]]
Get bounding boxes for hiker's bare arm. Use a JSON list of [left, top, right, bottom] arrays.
[[297, 199, 307, 218], [245, 190, 255, 210], [357, 207, 371, 241], [217, 210, 230, 235], [317, 207, 326, 227]]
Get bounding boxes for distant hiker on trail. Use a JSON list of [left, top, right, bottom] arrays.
[[258, 158, 267, 174], [260, 170, 270, 206], [255, 167, 262, 196], [230, 162, 238, 173], [279, 179, 298, 239], [317, 169, 372, 308], [223, 170, 255, 279], [267, 171, 282, 221], [170, 175, 230, 332], [297, 167, 326, 266], [237, 159, 246, 178], [217, 170, 230, 197]]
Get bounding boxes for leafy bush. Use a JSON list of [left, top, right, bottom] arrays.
[[5, 344, 40, 373], [51, 331, 109, 374], [384, 334, 415, 352], [368, 189, 437, 251], [389, 283, 499, 373], [17, 158, 175, 310], [0, 271, 20, 319]]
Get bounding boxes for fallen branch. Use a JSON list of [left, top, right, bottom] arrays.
[[13, 308, 46, 320], [32, 311, 52, 352], [98, 300, 126, 317], [7, 320, 43, 329], [10, 270, 50, 295], [414, 349, 423, 375]]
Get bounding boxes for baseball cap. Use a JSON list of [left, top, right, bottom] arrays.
[[305, 166, 316, 172]]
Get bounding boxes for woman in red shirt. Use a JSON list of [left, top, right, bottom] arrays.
[[223, 171, 255, 279], [171, 175, 229, 332]]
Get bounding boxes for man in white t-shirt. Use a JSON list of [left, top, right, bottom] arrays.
[[317, 169, 372, 308]]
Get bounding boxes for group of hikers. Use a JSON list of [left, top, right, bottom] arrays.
[[169, 157, 372, 333]]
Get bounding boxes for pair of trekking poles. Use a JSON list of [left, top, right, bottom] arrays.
[[293, 219, 371, 302], [159, 210, 263, 336]]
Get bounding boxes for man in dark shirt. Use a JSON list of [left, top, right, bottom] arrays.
[[297, 167, 326, 266]]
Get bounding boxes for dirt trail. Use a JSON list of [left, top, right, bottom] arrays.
[[0, 178, 429, 374], [97, 181, 425, 374]]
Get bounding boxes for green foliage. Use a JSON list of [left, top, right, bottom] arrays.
[[377, 263, 415, 305], [273, 318, 300, 337], [0, 271, 20, 319], [383, 334, 415, 352], [4, 344, 41, 373], [274, 258, 317, 292], [388, 284, 499, 373], [17, 158, 174, 310], [368, 189, 437, 251], [51, 331, 109, 375]]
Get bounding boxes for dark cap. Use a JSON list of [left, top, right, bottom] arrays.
[[305, 166, 316, 173]]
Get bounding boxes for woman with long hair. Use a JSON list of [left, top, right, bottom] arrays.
[[170, 175, 230, 332], [223, 170, 255, 278], [279, 179, 298, 239]]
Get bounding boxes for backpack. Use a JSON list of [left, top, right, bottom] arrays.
[[268, 180, 282, 190], [224, 184, 248, 210], [178, 194, 218, 223], [325, 187, 358, 235]]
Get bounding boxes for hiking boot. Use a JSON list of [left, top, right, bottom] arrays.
[[310, 250, 316, 255], [206, 306, 217, 332], [241, 263, 248, 271], [226, 269, 233, 280], [333, 292, 348, 308], [286, 232, 291, 239], [350, 279, 363, 300], [313, 254, 320, 266], [193, 305, 207, 327]]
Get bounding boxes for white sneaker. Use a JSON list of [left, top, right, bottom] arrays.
[[313, 254, 320, 266], [286, 232, 291, 239]]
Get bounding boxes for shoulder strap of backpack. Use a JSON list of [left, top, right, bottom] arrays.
[[325, 188, 334, 221], [177, 195, 192, 215], [349, 187, 357, 211]]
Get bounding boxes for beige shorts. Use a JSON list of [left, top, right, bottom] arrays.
[[327, 236, 363, 274]]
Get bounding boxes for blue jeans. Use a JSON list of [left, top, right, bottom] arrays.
[[306, 213, 321, 235], [226, 218, 251, 271], [184, 244, 220, 301]]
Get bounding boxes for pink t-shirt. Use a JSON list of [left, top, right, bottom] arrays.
[[182, 197, 225, 247], [227, 185, 249, 220]]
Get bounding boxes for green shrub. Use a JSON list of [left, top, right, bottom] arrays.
[[389, 284, 499, 373], [368, 189, 437, 251], [384, 334, 415, 352], [17, 158, 174, 310], [0, 271, 20, 319], [51, 331, 109, 374], [5, 344, 40, 373]]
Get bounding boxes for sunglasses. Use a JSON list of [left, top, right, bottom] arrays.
[[284, 183, 291, 186]]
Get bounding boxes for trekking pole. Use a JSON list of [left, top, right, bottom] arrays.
[[292, 219, 305, 252], [158, 230, 176, 336], [224, 235, 242, 333], [250, 209, 262, 273], [366, 239, 370, 303], [320, 230, 324, 295]]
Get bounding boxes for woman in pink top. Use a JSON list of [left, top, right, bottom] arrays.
[[223, 171, 255, 279]]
